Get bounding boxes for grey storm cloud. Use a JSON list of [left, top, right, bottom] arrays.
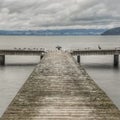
[[0, 0, 120, 30]]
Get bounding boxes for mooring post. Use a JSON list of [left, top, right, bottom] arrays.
[[77, 55, 80, 64], [0, 55, 5, 66], [114, 54, 119, 67]]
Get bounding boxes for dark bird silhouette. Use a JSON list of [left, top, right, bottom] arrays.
[[98, 45, 101, 49], [56, 45, 62, 50]]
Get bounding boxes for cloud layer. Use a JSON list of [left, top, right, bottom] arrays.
[[0, 0, 120, 30]]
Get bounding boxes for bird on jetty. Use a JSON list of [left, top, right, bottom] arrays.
[[98, 45, 101, 49], [56, 45, 62, 50]]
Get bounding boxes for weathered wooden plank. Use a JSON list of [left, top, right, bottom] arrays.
[[1, 51, 120, 120]]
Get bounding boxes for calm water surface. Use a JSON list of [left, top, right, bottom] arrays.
[[0, 36, 120, 117]]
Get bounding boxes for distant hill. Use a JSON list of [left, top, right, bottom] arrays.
[[102, 27, 120, 35], [0, 29, 106, 36]]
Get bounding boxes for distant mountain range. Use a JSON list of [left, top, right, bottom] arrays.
[[0, 29, 106, 36], [102, 27, 120, 35]]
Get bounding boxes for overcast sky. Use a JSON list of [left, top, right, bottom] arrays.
[[0, 0, 120, 30]]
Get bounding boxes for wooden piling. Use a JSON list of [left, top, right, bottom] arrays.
[[0, 55, 5, 65], [77, 55, 80, 63], [114, 54, 119, 67]]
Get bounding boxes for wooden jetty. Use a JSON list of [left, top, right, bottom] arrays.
[[0, 49, 45, 65], [0, 49, 45, 55], [70, 49, 120, 67], [70, 49, 120, 55], [1, 51, 120, 120], [0, 49, 120, 66]]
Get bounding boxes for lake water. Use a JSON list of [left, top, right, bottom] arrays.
[[0, 36, 120, 117]]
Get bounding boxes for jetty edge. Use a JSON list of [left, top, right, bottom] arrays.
[[1, 51, 120, 120]]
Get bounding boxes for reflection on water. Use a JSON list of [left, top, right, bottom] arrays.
[[81, 56, 120, 110], [85, 66, 120, 110], [0, 56, 40, 117], [0, 65, 35, 117]]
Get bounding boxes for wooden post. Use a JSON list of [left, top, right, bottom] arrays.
[[40, 55, 44, 60], [114, 54, 119, 67], [77, 55, 80, 64], [0, 55, 5, 65]]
